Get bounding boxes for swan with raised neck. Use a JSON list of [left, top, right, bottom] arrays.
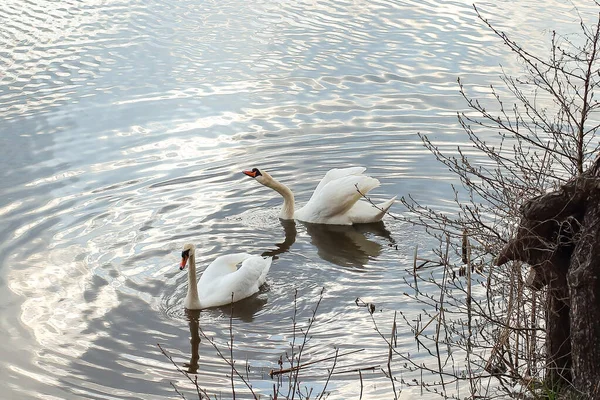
[[243, 168, 295, 219], [179, 243, 273, 310], [180, 243, 201, 309], [242, 166, 396, 225]]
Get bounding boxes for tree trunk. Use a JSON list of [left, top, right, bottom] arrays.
[[545, 261, 571, 386], [568, 190, 600, 396], [496, 159, 600, 396]]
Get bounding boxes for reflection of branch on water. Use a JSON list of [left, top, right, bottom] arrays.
[[261, 219, 297, 259]]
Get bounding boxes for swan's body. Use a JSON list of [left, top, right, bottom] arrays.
[[243, 167, 396, 225], [179, 244, 272, 310]]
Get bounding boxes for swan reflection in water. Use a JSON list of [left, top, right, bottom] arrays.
[[262, 219, 395, 268], [182, 305, 264, 375], [184, 309, 201, 374], [261, 219, 298, 259], [302, 221, 395, 268]]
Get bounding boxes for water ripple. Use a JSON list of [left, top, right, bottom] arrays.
[[1, 0, 598, 398]]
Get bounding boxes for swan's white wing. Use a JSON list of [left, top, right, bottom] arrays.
[[227, 255, 272, 290], [297, 174, 380, 224], [198, 255, 272, 307], [310, 167, 366, 200], [201, 253, 253, 280]]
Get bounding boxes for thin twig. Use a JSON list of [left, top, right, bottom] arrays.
[[358, 369, 364, 400], [317, 348, 339, 399], [157, 343, 211, 400], [229, 292, 236, 399], [270, 348, 365, 377], [197, 327, 258, 399], [388, 311, 398, 400], [291, 287, 325, 400]]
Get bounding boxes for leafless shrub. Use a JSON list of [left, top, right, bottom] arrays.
[[160, 288, 364, 399], [360, 3, 600, 399]]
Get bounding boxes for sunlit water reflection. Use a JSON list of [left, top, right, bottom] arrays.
[[1, 0, 597, 398]]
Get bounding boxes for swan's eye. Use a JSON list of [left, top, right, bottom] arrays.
[[182, 249, 190, 258], [252, 168, 262, 176]]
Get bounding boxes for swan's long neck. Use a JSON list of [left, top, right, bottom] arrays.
[[266, 178, 295, 220], [186, 252, 201, 307]]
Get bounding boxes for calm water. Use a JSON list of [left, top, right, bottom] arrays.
[[0, 0, 594, 398]]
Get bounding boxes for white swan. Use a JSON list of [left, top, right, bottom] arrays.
[[179, 243, 273, 310], [243, 166, 396, 225]]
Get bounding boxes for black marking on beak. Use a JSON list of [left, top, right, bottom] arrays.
[[180, 249, 191, 270], [243, 168, 262, 178]]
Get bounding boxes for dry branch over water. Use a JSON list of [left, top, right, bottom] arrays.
[[356, 3, 600, 399]]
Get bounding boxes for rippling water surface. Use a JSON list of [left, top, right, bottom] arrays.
[[0, 0, 596, 398]]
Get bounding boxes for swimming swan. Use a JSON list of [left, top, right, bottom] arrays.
[[243, 166, 396, 225], [179, 243, 273, 310]]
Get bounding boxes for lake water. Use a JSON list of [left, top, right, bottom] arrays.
[[0, 0, 595, 398]]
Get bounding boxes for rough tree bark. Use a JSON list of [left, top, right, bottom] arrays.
[[568, 185, 600, 396], [496, 159, 600, 396]]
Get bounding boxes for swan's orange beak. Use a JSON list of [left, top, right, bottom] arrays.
[[180, 256, 188, 270], [243, 170, 257, 178]]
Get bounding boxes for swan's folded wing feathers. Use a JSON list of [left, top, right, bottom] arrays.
[[197, 255, 272, 307], [236, 256, 272, 285], [219, 256, 272, 301], [302, 175, 380, 221], [311, 167, 366, 200], [217, 253, 255, 267], [201, 253, 253, 282]]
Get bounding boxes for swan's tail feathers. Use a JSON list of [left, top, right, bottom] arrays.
[[258, 256, 273, 285], [377, 196, 397, 215], [348, 196, 396, 224], [368, 195, 396, 222]]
